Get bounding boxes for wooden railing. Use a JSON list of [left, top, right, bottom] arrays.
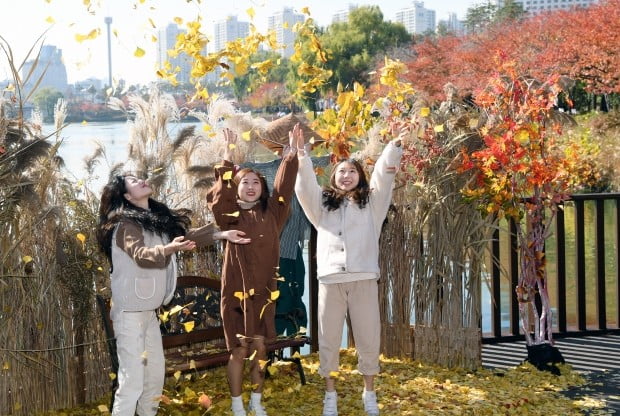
[[483, 193, 620, 343]]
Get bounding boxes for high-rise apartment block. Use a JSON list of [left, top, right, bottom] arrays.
[[267, 7, 305, 58], [157, 23, 194, 84], [395, 1, 436, 35], [213, 16, 250, 52], [332, 4, 358, 23], [494, 0, 599, 13], [22, 45, 68, 94]]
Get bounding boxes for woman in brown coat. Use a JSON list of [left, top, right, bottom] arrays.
[[207, 126, 302, 416]]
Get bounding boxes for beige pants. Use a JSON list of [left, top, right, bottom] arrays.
[[317, 279, 381, 378]]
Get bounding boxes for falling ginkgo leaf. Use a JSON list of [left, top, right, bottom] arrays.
[[22, 256, 33, 264], [141, 351, 148, 359], [241, 131, 251, 141], [183, 321, 195, 333], [222, 171, 233, 181], [269, 290, 280, 301], [190, 360, 196, 370], [434, 124, 445, 133], [249, 288, 255, 296], [246, 7, 255, 19], [278, 196, 285, 203], [45, 16, 55, 24], [234, 291, 248, 301], [329, 371, 340, 378], [134, 47, 146, 57], [173, 370, 181, 381], [258, 359, 269, 370], [420, 107, 431, 117], [247, 350, 257, 361], [223, 211, 240, 217]]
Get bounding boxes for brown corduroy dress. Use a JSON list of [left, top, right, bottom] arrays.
[[207, 154, 298, 350]]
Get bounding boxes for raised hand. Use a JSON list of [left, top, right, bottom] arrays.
[[389, 121, 408, 148], [289, 123, 305, 155], [223, 128, 237, 161]]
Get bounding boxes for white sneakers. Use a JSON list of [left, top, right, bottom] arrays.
[[231, 395, 247, 416], [248, 392, 268, 416], [322, 391, 338, 416], [362, 390, 380, 416]]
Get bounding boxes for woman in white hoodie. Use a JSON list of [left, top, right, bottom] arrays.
[[97, 174, 247, 416], [294, 125, 405, 416]]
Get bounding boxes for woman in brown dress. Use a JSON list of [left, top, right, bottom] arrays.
[[207, 126, 302, 416]]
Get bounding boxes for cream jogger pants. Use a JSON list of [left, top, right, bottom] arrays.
[[317, 279, 381, 378], [112, 310, 165, 416]]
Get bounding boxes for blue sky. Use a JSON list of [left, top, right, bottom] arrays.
[[0, 0, 475, 85]]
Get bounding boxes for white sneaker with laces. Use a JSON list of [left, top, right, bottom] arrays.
[[231, 396, 247, 416], [362, 390, 379, 416], [248, 401, 268, 416], [322, 391, 338, 416]]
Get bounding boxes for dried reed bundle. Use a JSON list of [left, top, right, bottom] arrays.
[[377, 92, 494, 370]]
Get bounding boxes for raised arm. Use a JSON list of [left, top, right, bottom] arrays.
[[293, 124, 323, 228], [206, 129, 241, 230], [368, 122, 405, 220], [270, 125, 300, 227]]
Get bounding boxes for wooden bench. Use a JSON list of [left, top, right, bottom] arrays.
[[97, 275, 310, 404]]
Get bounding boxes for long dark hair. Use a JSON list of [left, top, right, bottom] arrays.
[[322, 158, 370, 211], [96, 174, 191, 263], [233, 168, 270, 212]]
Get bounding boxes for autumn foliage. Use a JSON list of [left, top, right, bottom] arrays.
[[404, 0, 620, 103]]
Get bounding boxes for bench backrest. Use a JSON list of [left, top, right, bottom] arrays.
[[96, 275, 225, 349]]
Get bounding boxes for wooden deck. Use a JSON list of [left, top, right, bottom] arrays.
[[482, 334, 620, 412]]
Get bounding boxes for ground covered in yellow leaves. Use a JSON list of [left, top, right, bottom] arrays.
[[43, 349, 608, 415]]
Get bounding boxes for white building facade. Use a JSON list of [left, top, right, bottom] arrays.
[[395, 1, 436, 35], [268, 7, 306, 58]]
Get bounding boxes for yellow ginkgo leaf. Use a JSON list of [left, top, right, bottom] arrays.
[[97, 404, 109, 413], [246, 7, 255, 19], [267, 366, 277, 376], [469, 118, 479, 129], [109, 372, 116, 380], [189, 359, 196, 370], [309, 137, 315, 144], [234, 291, 247, 301], [76, 233, 86, 244], [301, 6, 311, 14], [141, 350, 148, 359], [202, 124, 212, 132], [434, 124, 444, 133], [298, 326, 307, 334], [249, 288, 255, 296], [223, 211, 240, 217], [420, 107, 431, 117], [174, 17, 183, 25], [291, 351, 301, 359], [81, 120, 88, 125], [278, 196, 285, 203], [228, 143, 237, 150], [329, 371, 340, 378], [173, 370, 181, 381], [241, 131, 251, 141], [183, 321, 195, 333], [247, 350, 257, 361], [169, 305, 183, 315], [22, 256, 33, 264], [258, 359, 269, 370], [134, 47, 146, 58], [158, 311, 169, 323], [184, 386, 197, 399], [259, 302, 270, 319], [222, 170, 233, 181], [270, 290, 280, 301], [45, 16, 55, 24], [274, 275, 285, 281]]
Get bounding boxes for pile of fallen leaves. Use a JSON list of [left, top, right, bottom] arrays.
[[41, 349, 606, 415]]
